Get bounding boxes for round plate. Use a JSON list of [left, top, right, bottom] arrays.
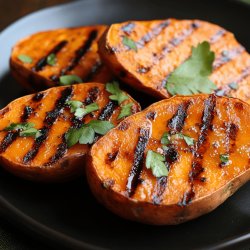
[[0, 0, 250, 249]]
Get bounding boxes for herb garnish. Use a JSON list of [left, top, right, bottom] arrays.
[[18, 55, 33, 64], [66, 100, 99, 118], [118, 103, 133, 120], [146, 150, 168, 177], [4, 122, 41, 138], [65, 120, 114, 147], [161, 132, 195, 146], [122, 36, 138, 52], [106, 81, 128, 105], [165, 41, 216, 95], [59, 75, 82, 86], [220, 154, 229, 165], [47, 53, 56, 66]]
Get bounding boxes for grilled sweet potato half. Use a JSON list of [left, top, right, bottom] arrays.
[[0, 83, 140, 182], [88, 94, 250, 225], [99, 19, 250, 101], [10, 26, 113, 91]]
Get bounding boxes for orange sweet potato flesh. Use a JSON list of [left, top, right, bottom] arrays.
[[10, 26, 113, 91], [88, 94, 250, 225], [99, 19, 250, 101], [0, 83, 140, 182]]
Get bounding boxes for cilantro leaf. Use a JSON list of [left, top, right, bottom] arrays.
[[118, 103, 133, 120], [161, 132, 195, 146], [106, 81, 128, 105], [146, 150, 168, 178], [65, 120, 114, 147], [66, 100, 83, 113], [5, 122, 34, 131], [122, 36, 137, 52], [88, 120, 114, 135], [65, 128, 83, 148], [182, 134, 195, 146], [165, 41, 216, 95], [47, 53, 57, 66], [75, 103, 99, 119], [59, 75, 82, 86], [220, 154, 229, 165], [18, 54, 33, 63], [4, 122, 41, 138], [79, 126, 95, 144], [161, 132, 171, 145]]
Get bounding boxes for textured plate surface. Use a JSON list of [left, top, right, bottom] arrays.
[[0, 0, 249, 249]]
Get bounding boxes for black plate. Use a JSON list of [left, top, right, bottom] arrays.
[[0, 0, 250, 249]]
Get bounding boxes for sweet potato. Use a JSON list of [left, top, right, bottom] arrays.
[[10, 26, 113, 91], [0, 83, 140, 182], [88, 94, 250, 225], [99, 19, 250, 101]]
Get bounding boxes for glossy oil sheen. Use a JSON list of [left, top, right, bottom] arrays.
[[0, 0, 249, 249]]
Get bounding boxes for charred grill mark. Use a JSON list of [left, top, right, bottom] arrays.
[[98, 101, 117, 121], [32, 40, 68, 72], [213, 46, 245, 70], [210, 29, 226, 43], [23, 87, 73, 164], [82, 61, 103, 82], [215, 67, 250, 97], [44, 135, 68, 166], [126, 128, 150, 197], [83, 87, 100, 105], [32, 92, 45, 102], [153, 145, 179, 204], [168, 101, 191, 133], [0, 131, 19, 153], [118, 121, 130, 131], [137, 22, 199, 73], [146, 111, 157, 121], [180, 95, 216, 206], [137, 20, 171, 48], [106, 151, 119, 164], [153, 102, 190, 204], [121, 22, 135, 35], [21, 106, 33, 122], [60, 30, 98, 76]]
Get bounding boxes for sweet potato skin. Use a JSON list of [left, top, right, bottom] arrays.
[[0, 83, 140, 182], [87, 95, 250, 224], [99, 19, 250, 101], [10, 26, 113, 91]]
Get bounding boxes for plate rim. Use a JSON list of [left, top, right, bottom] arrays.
[[0, 0, 250, 249]]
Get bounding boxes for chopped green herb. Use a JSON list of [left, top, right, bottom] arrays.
[[146, 150, 168, 178], [106, 81, 128, 105], [182, 134, 195, 146], [88, 120, 114, 135], [161, 132, 195, 146], [65, 120, 114, 147], [228, 82, 239, 90], [165, 41, 216, 95], [4, 122, 40, 138], [161, 132, 171, 145], [118, 103, 133, 120], [47, 53, 57, 66], [66, 100, 83, 113], [59, 75, 82, 86], [122, 36, 137, 52], [220, 154, 229, 165], [65, 127, 83, 148], [78, 126, 95, 145], [18, 54, 33, 63], [74, 103, 99, 119]]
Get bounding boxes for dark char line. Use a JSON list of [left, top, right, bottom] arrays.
[[126, 128, 150, 197]]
